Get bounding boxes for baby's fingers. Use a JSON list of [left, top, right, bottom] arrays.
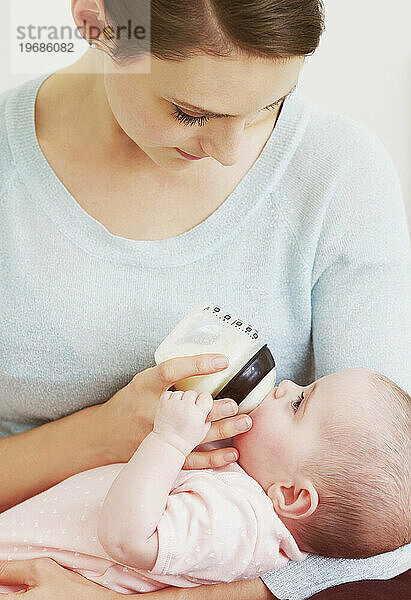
[[206, 398, 238, 422], [195, 392, 214, 414]]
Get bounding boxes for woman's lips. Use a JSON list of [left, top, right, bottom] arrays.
[[175, 148, 206, 160]]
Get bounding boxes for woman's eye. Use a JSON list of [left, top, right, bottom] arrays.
[[171, 98, 283, 128], [171, 104, 210, 128], [291, 391, 305, 412]]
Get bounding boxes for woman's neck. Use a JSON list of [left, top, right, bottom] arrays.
[[37, 50, 142, 161]]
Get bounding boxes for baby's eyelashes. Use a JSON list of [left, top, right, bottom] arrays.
[[291, 391, 305, 412]]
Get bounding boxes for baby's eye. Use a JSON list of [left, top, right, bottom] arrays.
[[291, 391, 305, 412]]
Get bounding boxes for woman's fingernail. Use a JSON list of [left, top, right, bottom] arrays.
[[212, 356, 228, 369], [224, 452, 238, 463], [235, 417, 252, 431], [222, 401, 237, 417]]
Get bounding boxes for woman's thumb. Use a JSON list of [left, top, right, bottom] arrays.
[[0, 559, 33, 589], [137, 354, 229, 394]]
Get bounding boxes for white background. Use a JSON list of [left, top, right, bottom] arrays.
[[1, 0, 410, 230]]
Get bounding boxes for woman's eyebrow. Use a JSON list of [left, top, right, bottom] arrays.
[[168, 84, 297, 118]]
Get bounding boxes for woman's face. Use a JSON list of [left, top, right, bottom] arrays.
[[102, 53, 304, 171]]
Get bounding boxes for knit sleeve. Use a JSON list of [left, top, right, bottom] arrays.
[[309, 132, 410, 393], [261, 546, 411, 600], [261, 131, 411, 599]]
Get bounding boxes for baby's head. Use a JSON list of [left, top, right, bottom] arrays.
[[233, 368, 410, 558]]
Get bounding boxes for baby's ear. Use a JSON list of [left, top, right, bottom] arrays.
[[267, 480, 318, 520]]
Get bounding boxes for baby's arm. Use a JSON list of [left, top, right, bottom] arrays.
[[98, 390, 213, 570]]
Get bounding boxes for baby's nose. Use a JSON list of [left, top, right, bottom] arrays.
[[276, 379, 299, 397]]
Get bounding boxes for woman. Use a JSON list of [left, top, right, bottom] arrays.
[[0, 0, 409, 598]]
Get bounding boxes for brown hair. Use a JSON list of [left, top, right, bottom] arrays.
[[289, 372, 411, 559], [101, 0, 325, 65]]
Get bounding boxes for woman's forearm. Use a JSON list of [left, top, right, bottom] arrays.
[[101, 578, 275, 600], [0, 402, 133, 513], [174, 578, 276, 600]]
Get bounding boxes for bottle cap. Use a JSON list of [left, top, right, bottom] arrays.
[[215, 344, 276, 412]]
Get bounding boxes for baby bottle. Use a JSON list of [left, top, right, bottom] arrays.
[[154, 302, 276, 414]]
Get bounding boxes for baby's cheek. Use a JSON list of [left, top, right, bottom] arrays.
[[248, 407, 267, 436], [232, 427, 251, 453], [233, 423, 260, 461], [234, 404, 269, 454], [249, 410, 284, 458]]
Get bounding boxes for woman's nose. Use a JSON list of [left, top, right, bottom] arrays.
[[201, 120, 245, 166]]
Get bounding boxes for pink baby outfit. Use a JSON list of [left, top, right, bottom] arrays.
[[0, 461, 306, 594]]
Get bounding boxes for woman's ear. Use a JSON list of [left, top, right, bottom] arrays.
[[72, 0, 106, 46], [267, 480, 318, 520]]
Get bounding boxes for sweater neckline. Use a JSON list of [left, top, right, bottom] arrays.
[[6, 70, 309, 267]]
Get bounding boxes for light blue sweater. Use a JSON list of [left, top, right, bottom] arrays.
[[0, 73, 410, 599]]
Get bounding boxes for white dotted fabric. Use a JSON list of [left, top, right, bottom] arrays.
[[0, 460, 305, 593]]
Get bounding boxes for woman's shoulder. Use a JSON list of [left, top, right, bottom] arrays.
[[0, 85, 15, 184], [0, 75, 47, 202], [276, 91, 403, 219], [270, 93, 407, 265], [294, 92, 397, 179]]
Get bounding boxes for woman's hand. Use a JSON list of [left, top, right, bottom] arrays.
[[102, 353, 252, 468], [0, 558, 117, 599], [0, 559, 274, 599], [147, 579, 275, 599]]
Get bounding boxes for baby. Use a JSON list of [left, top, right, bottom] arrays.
[[0, 367, 409, 595]]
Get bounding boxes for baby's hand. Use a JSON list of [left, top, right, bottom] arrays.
[[152, 390, 213, 457]]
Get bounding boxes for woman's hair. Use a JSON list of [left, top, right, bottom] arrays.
[[101, 0, 325, 65]]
